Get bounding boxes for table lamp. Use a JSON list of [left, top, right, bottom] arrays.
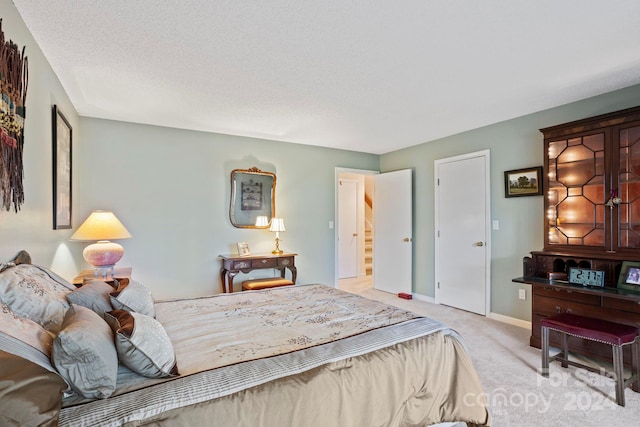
[[269, 218, 285, 254], [70, 210, 132, 277], [255, 215, 269, 228]]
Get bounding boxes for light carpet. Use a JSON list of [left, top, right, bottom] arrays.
[[340, 279, 640, 427]]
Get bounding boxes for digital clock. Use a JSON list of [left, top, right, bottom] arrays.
[[568, 267, 605, 287]]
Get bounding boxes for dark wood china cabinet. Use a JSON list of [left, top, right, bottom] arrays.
[[544, 106, 640, 256], [514, 106, 640, 367]]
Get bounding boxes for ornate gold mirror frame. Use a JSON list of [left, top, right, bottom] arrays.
[[229, 167, 276, 228]]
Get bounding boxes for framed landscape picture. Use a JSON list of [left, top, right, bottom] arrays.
[[504, 166, 543, 198]]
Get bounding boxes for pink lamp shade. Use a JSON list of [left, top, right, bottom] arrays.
[[70, 211, 132, 273]]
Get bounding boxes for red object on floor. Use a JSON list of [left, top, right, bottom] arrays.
[[397, 292, 413, 300]]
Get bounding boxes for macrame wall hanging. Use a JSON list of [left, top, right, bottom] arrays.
[[0, 19, 28, 212]]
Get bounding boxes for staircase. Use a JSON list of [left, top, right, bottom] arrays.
[[364, 189, 374, 276], [364, 227, 373, 276]]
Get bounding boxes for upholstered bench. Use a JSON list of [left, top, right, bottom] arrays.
[[242, 277, 294, 291], [541, 313, 640, 406]]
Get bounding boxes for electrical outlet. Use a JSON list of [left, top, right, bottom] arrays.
[[518, 289, 526, 300]]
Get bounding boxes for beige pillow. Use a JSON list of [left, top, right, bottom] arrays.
[[0, 349, 67, 427], [52, 305, 118, 399], [0, 264, 72, 333], [109, 280, 155, 317], [66, 279, 114, 317], [105, 309, 178, 378], [0, 302, 54, 357]]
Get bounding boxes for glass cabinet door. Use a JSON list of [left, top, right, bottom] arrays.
[[546, 133, 606, 248], [617, 123, 640, 250]]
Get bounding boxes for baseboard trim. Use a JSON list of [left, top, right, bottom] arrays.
[[411, 293, 435, 303], [402, 293, 531, 330], [488, 312, 531, 330]]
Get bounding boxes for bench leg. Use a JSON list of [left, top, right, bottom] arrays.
[[632, 340, 640, 392], [541, 326, 550, 377], [613, 345, 625, 406], [561, 331, 569, 368]]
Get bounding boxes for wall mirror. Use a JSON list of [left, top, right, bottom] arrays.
[[230, 167, 276, 228]]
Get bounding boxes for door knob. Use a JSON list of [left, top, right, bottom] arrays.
[[473, 241, 484, 247], [353, 233, 358, 237], [403, 237, 412, 242]]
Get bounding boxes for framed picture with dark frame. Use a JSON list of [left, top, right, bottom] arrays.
[[617, 261, 640, 291], [52, 105, 72, 230], [504, 166, 543, 198]]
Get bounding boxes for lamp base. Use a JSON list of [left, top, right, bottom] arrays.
[[83, 241, 124, 274], [93, 265, 116, 279], [272, 237, 283, 255]]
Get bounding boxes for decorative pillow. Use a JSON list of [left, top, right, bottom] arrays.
[[66, 279, 114, 317], [0, 302, 54, 357], [52, 305, 118, 399], [0, 264, 72, 333], [105, 309, 179, 378], [33, 265, 77, 291], [0, 349, 67, 427], [110, 280, 155, 317]]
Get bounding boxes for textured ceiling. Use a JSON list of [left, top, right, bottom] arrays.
[[13, 0, 640, 154]]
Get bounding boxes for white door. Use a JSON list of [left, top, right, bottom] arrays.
[[435, 151, 490, 315], [373, 169, 412, 295], [338, 179, 358, 278]]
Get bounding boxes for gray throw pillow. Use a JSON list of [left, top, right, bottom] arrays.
[[104, 309, 178, 378], [109, 280, 155, 317], [66, 279, 114, 317], [52, 305, 118, 399]]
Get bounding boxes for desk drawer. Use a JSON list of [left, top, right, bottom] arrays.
[[533, 294, 599, 317], [533, 286, 600, 305], [252, 258, 277, 268], [602, 297, 640, 315], [278, 257, 294, 267], [232, 260, 251, 269]]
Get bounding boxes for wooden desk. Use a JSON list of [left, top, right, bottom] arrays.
[[514, 276, 640, 368], [219, 253, 297, 293], [73, 267, 132, 287]]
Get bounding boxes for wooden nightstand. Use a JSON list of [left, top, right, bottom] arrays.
[[72, 267, 132, 287]]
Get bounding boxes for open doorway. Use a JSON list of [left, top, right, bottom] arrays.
[[335, 168, 376, 293]]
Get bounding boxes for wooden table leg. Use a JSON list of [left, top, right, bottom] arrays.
[[219, 268, 228, 293], [289, 266, 297, 284], [227, 271, 238, 293]]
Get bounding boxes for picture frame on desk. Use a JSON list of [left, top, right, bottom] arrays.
[[617, 261, 640, 291], [237, 241, 250, 257]]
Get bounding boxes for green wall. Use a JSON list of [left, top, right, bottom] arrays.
[[380, 83, 640, 321], [0, 0, 80, 279], [75, 118, 379, 299]]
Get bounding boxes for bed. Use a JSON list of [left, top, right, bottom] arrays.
[[0, 251, 490, 427]]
